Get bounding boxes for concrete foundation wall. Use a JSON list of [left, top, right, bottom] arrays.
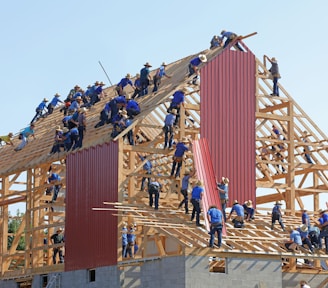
[[1, 256, 327, 287], [185, 256, 282, 288]]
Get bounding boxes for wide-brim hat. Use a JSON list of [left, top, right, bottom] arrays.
[[275, 201, 282, 205], [43, 98, 49, 102], [318, 208, 328, 214], [181, 136, 189, 143], [195, 180, 203, 186], [271, 57, 277, 63], [199, 54, 207, 63], [144, 62, 152, 67], [99, 81, 105, 86], [245, 200, 253, 208], [233, 200, 239, 205], [62, 127, 69, 133], [136, 73, 140, 77], [125, 73, 131, 79], [76, 96, 82, 100], [162, 62, 167, 66], [222, 177, 229, 184], [57, 228, 63, 232], [300, 224, 308, 232], [78, 107, 87, 113], [54, 93, 60, 97], [171, 109, 177, 115], [55, 128, 63, 132]]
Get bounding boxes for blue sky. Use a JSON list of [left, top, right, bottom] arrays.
[[1, 0, 327, 136], [1, 1, 327, 211]]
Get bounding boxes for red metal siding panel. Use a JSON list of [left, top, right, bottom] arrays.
[[193, 138, 226, 234], [201, 42, 256, 207], [65, 142, 119, 271]]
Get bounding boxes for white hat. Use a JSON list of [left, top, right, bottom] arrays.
[[199, 54, 207, 63]]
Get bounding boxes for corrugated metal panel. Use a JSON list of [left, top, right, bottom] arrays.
[[65, 142, 119, 271], [193, 138, 226, 234], [201, 41, 256, 207]]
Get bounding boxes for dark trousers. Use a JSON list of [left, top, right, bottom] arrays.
[[171, 159, 182, 178], [140, 79, 149, 96], [191, 199, 201, 225], [149, 190, 159, 210], [271, 213, 285, 230], [164, 125, 174, 148], [178, 189, 189, 213], [76, 126, 84, 148], [209, 223, 223, 247], [152, 76, 161, 92], [53, 248, 64, 264]]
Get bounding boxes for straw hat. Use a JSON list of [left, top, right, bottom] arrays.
[[43, 98, 49, 102], [233, 200, 239, 205], [125, 73, 131, 79], [198, 54, 207, 63], [171, 109, 177, 115], [78, 107, 87, 113], [275, 201, 282, 205], [245, 200, 253, 208], [54, 93, 61, 97], [161, 62, 167, 66], [318, 208, 328, 214], [222, 177, 229, 184], [62, 127, 69, 133], [271, 57, 277, 63], [195, 180, 203, 186], [181, 136, 189, 143], [136, 73, 140, 78], [300, 224, 308, 232], [144, 62, 152, 67]]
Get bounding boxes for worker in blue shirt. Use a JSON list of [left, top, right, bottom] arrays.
[[122, 223, 128, 258], [217, 177, 229, 222], [191, 180, 204, 227], [116, 73, 135, 95], [163, 109, 177, 149], [138, 153, 152, 191], [132, 73, 142, 99], [207, 205, 224, 248], [178, 169, 196, 214], [126, 98, 140, 119], [297, 225, 314, 253], [47, 93, 63, 115], [139, 62, 152, 96], [271, 201, 285, 231], [285, 226, 302, 252], [188, 54, 207, 85], [220, 30, 243, 51], [14, 124, 35, 151], [168, 87, 189, 126], [148, 178, 162, 210], [301, 209, 311, 229], [152, 62, 171, 93], [171, 137, 191, 178], [126, 224, 136, 258], [228, 200, 245, 228], [31, 98, 49, 123], [48, 172, 62, 202]]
